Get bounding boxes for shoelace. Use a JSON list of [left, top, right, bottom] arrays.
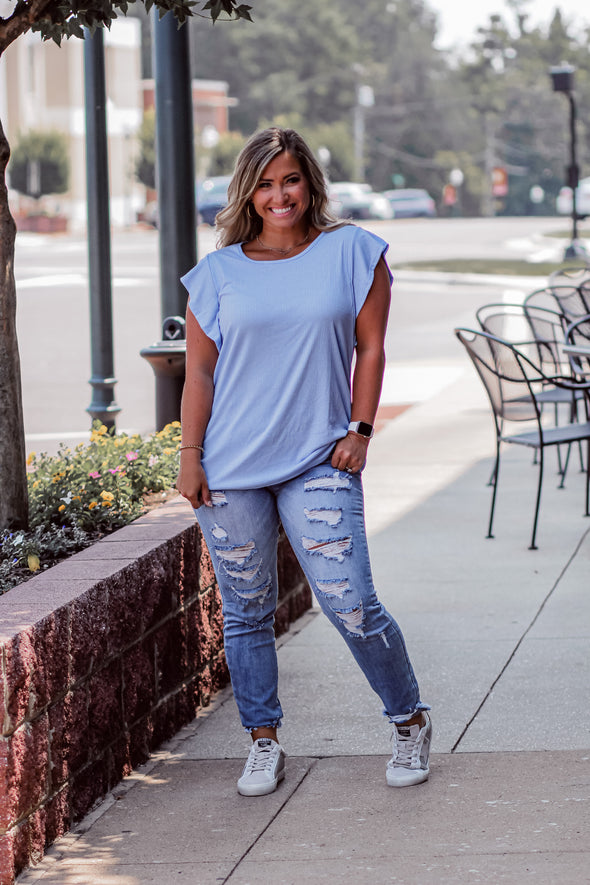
[[246, 745, 276, 773], [392, 728, 421, 767]]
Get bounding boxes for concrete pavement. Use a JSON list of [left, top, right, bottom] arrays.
[[17, 342, 590, 883]]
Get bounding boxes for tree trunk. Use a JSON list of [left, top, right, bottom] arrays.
[[0, 117, 29, 530]]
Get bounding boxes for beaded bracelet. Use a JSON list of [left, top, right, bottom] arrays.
[[179, 444, 204, 453]]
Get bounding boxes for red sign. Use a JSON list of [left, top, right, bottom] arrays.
[[492, 167, 508, 197]]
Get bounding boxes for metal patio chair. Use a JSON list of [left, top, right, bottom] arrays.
[[455, 327, 590, 549], [475, 302, 583, 481]]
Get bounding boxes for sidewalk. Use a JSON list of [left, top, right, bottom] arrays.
[[17, 363, 590, 884]]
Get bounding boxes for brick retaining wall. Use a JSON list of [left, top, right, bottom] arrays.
[[0, 496, 311, 884]]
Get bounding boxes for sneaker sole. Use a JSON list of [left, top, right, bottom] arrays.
[[386, 767, 429, 788], [237, 768, 285, 797]]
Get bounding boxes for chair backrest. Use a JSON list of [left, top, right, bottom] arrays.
[[564, 313, 590, 377], [455, 328, 541, 424], [476, 302, 566, 376], [548, 266, 590, 288], [546, 284, 590, 321]]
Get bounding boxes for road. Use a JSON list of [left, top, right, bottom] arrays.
[[14, 216, 573, 454]]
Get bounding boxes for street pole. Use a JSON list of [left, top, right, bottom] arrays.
[[549, 63, 588, 262], [141, 11, 197, 430], [84, 27, 120, 429]]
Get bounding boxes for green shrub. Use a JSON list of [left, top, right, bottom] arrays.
[[0, 422, 183, 595], [10, 130, 70, 198]]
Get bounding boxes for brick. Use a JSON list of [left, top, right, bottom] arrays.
[[177, 529, 201, 605], [154, 615, 187, 698], [0, 719, 50, 828], [128, 716, 152, 770], [186, 594, 214, 672], [104, 569, 143, 657], [0, 827, 17, 885], [122, 640, 156, 727], [70, 758, 108, 823], [43, 787, 71, 848], [1, 631, 34, 733], [48, 688, 90, 791], [136, 549, 179, 634], [198, 541, 217, 592], [68, 585, 109, 684], [106, 735, 131, 790], [28, 609, 70, 717], [86, 660, 123, 756]]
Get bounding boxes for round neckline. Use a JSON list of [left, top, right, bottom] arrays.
[[239, 231, 325, 263]]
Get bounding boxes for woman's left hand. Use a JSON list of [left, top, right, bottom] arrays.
[[331, 432, 370, 475]]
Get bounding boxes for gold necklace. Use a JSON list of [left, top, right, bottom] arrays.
[[256, 230, 311, 255]]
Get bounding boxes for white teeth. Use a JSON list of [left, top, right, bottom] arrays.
[[271, 206, 292, 215]]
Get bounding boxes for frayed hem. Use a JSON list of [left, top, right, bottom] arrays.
[[385, 703, 431, 725], [243, 720, 282, 734]]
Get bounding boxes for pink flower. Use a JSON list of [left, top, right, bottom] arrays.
[[109, 466, 123, 474], [88, 471, 101, 479], [126, 451, 139, 462]]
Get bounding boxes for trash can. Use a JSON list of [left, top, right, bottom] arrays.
[[140, 316, 186, 430]]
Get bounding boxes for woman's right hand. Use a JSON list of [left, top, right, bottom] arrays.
[[176, 454, 212, 509]]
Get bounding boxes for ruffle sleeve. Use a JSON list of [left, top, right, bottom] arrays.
[[180, 255, 222, 351], [350, 227, 393, 317]]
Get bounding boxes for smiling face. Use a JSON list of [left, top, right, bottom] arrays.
[[250, 152, 312, 237]]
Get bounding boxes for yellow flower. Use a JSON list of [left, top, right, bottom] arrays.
[[102, 501, 112, 507], [58, 504, 66, 512], [172, 435, 182, 441], [27, 554, 40, 572], [26, 452, 36, 466], [73, 495, 82, 502], [100, 491, 115, 502], [98, 425, 108, 436], [88, 501, 98, 510]]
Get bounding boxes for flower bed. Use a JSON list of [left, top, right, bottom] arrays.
[[1, 423, 183, 595]]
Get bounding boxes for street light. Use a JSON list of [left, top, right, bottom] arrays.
[[549, 63, 588, 261]]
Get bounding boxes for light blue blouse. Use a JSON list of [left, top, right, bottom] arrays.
[[180, 224, 391, 490]]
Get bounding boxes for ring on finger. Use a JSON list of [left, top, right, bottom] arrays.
[[344, 467, 354, 474]]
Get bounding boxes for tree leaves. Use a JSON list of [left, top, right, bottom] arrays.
[[2, 0, 252, 53]]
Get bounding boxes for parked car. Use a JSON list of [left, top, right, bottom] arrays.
[[384, 188, 436, 218], [197, 175, 232, 225], [556, 177, 590, 217], [328, 181, 394, 220]]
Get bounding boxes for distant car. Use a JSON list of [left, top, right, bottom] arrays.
[[384, 188, 437, 218], [197, 175, 232, 225], [328, 181, 394, 220], [556, 177, 590, 217]]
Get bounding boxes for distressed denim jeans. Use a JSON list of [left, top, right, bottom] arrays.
[[195, 461, 429, 732]]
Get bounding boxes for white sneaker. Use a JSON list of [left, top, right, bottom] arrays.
[[386, 713, 432, 787], [237, 738, 286, 797]]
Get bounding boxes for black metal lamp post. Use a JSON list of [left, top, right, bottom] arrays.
[[140, 10, 197, 430], [84, 27, 121, 429], [549, 64, 588, 262]]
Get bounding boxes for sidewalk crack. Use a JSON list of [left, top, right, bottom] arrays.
[[451, 526, 590, 753], [221, 758, 319, 883]]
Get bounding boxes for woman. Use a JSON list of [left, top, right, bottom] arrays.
[[177, 127, 431, 797]]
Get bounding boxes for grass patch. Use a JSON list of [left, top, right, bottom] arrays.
[[545, 228, 590, 239], [391, 259, 587, 276]]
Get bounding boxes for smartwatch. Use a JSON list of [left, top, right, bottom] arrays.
[[348, 420, 374, 439]]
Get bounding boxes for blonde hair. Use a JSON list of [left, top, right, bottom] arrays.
[[215, 127, 343, 247]]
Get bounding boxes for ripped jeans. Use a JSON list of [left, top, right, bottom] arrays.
[[195, 461, 429, 732]]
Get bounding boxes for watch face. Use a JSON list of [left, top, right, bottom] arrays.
[[356, 421, 373, 437]]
